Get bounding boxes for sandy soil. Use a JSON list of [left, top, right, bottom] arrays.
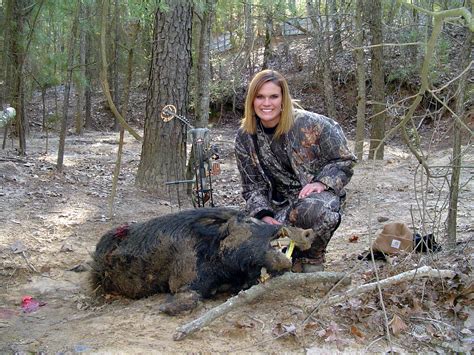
[[0, 122, 472, 353]]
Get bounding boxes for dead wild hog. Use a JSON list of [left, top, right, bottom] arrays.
[[91, 207, 315, 315]]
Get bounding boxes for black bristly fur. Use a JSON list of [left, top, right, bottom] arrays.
[[91, 207, 289, 303]]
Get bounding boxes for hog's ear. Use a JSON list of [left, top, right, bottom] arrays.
[[218, 216, 254, 251], [193, 215, 238, 260], [192, 216, 233, 240]]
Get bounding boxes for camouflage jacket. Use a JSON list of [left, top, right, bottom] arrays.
[[235, 109, 356, 217]]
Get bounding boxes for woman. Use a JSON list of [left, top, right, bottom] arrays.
[[235, 69, 356, 272]]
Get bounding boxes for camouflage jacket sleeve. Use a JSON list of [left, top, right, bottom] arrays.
[[235, 129, 273, 217], [289, 110, 356, 195]]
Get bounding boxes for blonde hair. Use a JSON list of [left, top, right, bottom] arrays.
[[241, 69, 295, 138]]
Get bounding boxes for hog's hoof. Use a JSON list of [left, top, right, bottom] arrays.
[[159, 291, 200, 316]]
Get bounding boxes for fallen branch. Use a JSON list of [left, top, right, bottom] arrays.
[[173, 271, 350, 341], [325, 265, 455, 306]]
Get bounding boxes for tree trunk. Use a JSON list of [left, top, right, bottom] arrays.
[[121, 20, 140, 122], [84, 1, 93, 130], [6, 0, 30, 155], [112, 0, 120, 131], [99, 0, 141, 141], [1, 0, 13, 106], [447, 17, 472, 248], [7, 0, 43, 154], [262, 14, 273, 70], [329, 0, 342, 53], [57, 0, 80, 171], [76, 6, 86, 135], [353, 0, 366, 160], [306, 0, 337, 119], [109, 19, 140, 217], [244, 0, 254, 72], [136, 0, 193, 199], [367, 0, 385, 160], [194, 0, 215, 128]]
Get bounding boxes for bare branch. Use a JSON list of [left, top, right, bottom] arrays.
[[325, 266, 456, 306], [173, 271, 350, 341], [349, 41, 422, 51]]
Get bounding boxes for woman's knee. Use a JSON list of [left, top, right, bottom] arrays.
[[289, 200, 341, 231]]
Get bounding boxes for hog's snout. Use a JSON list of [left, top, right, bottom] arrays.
[[279, 226, 316, 251], [301, 229, 313, 239]]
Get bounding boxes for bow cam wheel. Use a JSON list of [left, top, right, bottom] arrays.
[[161, 104, 177, 122]]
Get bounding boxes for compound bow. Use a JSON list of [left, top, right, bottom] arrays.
[[160, 104, 220, 208]]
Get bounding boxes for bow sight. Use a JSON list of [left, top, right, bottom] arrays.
[[161, 104, 220, 208]]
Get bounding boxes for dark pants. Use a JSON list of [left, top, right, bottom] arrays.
[[274, 191, 342, 265]]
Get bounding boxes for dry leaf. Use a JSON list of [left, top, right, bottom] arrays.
[[445, 291, 458, 308], [348, 234, 359, 243], [234, 320, 255, 329], [303, 322, 319, 331], [390, 314, 408, 335], [350, 325, 365, 339]]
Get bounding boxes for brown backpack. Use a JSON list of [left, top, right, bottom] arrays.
[[372, 223, 414, 255]]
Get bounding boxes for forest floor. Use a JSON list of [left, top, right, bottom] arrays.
[[0, 118, 472, 354]]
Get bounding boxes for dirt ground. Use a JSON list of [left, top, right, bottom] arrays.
[[0, 118, 472, 353]]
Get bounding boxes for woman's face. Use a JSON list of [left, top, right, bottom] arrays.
[[253, 81, 282, 128]]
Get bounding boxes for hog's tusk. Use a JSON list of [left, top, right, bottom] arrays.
[[285, 240, 295, 259]]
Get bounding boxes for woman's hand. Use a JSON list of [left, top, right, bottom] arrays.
[[262, 216, 282, 225], [298, 182, 327, 199]]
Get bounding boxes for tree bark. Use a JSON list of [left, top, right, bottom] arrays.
[[136, 0, 193, 198], [84, 0, 93, 130], [329, 0, 342, 53], [447, 14, 472, 248], [6, 0, 29, 155], [112, 0, 120, 131], [244, 0, 254, 72], [306, 0, 337, 119], [109, 19, 140, 217], [367, 0, 386, 160], [99, 0, 141, 141], [194, 0, 215, 128], [262, 13, 273, 70], [353, 0, 366, 160], [57, 0, 81, 171], [75, 5, 86, 135], [0, 0, 13, 106]]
